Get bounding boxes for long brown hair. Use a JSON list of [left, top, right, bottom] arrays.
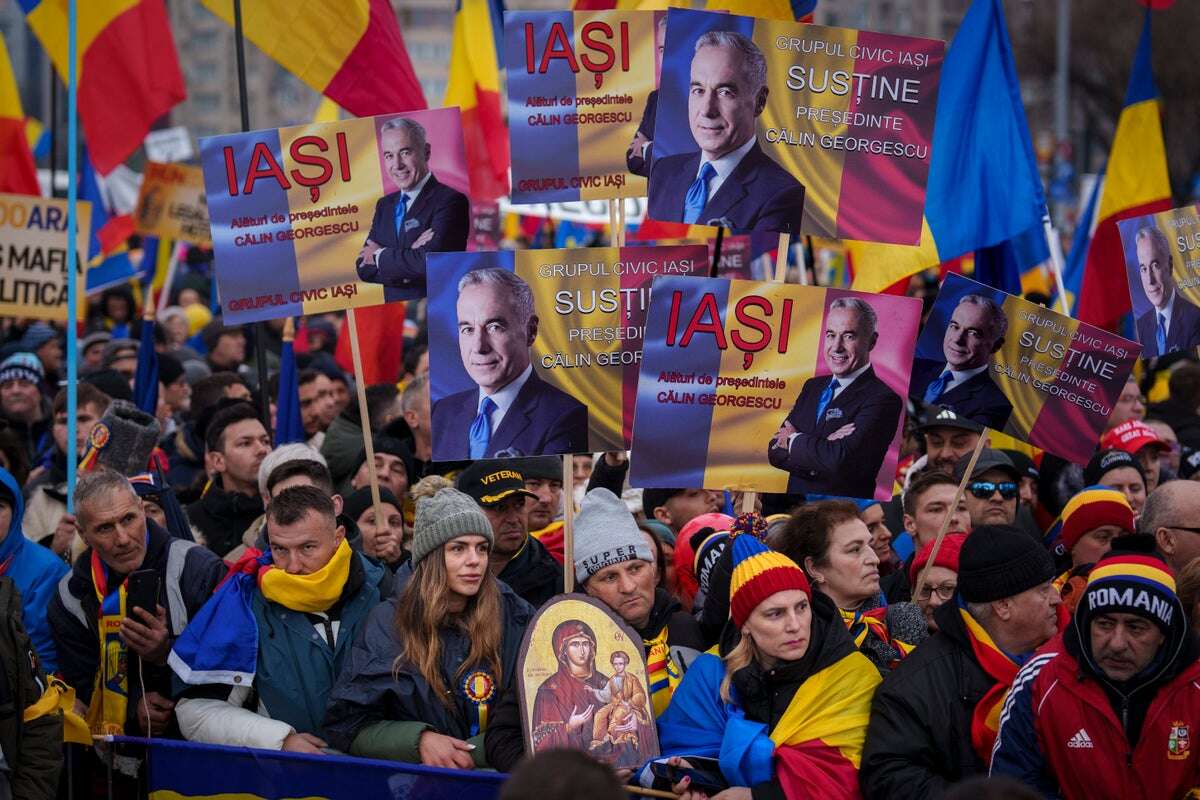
[[393, 543, 505, 707]]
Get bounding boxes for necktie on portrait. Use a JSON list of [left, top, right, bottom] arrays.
[[393, 193, 409, 238], [815, 379, 839, 423], [923, 370, 952, 404], [683, 163, 717, 224], [1157, 312, 1167, 354], [469, 396, 497, 459]]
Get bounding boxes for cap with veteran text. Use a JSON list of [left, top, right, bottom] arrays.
[[456, 459, 537, 507]]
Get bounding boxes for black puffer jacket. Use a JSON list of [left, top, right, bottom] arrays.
[[323, 582, 534, 755], [185, 480, 264, 557], [497, 535, 563, 610], [859, 601, 994, 800]]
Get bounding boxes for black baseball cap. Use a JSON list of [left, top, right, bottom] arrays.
[[918, 405, 984, 435], [456, 459, 537, 506], [954, 448, 1020, 483], [1000, 449, 1039, 481]]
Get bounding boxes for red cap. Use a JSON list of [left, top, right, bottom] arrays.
[[909, 533, 967, 587], [1101, 420, 1168, 455]]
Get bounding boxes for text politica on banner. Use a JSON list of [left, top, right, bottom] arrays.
[[647, 8, 943, 239], [0, 193, 91, 321], [630, 276, 921, 499], [911, 273, 1142, 464], [134, 162, 212, 245], [200, 108, 470, 324], [1117, 204, 1200, 359], [506, 10, 659, 205], [427, 244, 708, 461]]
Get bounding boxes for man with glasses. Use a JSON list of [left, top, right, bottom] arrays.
[[1141, 480, 1200, 573], [954, 449, 1021, 528]]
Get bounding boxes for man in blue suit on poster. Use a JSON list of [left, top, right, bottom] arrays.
[[432, 269, 588, 460], [910, 293, 1014, 430], [767, 297, 901, 498], [647, 30, 804, 234], [356, 117, 469, 297], [1132, 225, 1200, 358]]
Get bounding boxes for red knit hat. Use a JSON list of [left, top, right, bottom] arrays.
[[909, 533, 967, 587], [1052, 486, 1135, 554]]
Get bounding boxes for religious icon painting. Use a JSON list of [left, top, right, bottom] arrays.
[[517, 595, 660, 770]]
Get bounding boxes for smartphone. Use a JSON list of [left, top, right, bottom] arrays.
[[126, 570, 160, 619], [649, 760, 727, 794]]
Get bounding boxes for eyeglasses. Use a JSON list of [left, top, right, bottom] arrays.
[[917, 583, 957, 601], [968, 481, 1019, 500]]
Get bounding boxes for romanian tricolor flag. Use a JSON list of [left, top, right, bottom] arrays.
[[21, 0, 185, 175], [572, 0, 817, 23], [446, 0, 509, 201], [1075, 11, 1172, 332], [848, 0, 1044, 293], [198, 0, 426, 119], [0, 35, 39, 195]]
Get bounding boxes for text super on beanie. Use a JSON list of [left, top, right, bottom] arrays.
[[574, 488, 652, 584], [958, 524, 1055, 603], [411, 485, 493, 566]]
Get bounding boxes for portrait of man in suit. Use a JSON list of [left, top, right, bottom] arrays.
[[910, 293, 1014, 431], [625, 15, 666, 178], [646, 30, 805, 233], [356, 117, 470, 296], [767, 297, 902, 497], [432, 268, 588, 460], [1133, 224, 1200, 358]]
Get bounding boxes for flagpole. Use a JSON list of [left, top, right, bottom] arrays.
[[66, 0, 78, 512], [232, 0, 274, 439], [1042, 213, 1071, 316]]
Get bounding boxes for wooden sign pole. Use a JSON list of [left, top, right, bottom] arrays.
[[562, 453, 575, 593], [346, 308, 386, 555], [912, 433, 987, 602]]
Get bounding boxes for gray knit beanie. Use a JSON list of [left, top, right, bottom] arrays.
[[574, 488, 653, 584], [411, 486, 494, 566]]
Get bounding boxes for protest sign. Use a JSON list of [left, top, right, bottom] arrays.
[[648, 8, 943, 240], [710, 234, 754, 279], [911, 273, 1141, 463], [200, 108, 469, 324], [1117, 204, 1200, 359], [426, 244, 707, 460], [629, 278, 920, 499], [505, 10, 658, 204], [0, 193, 91, 320], [134, 162, 212, 245]]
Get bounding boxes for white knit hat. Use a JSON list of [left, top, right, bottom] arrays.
[[573, 488, 652, 584]]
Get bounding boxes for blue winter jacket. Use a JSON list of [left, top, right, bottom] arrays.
[[0, 467, 68, 672]]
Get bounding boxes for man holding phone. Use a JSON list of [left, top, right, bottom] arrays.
[[48, 468, 224, 738]]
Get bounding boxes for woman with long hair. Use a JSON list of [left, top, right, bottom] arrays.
[[772, 500, 926, 673], [651, 534, 881, 799], [324, 484, 533, 768]]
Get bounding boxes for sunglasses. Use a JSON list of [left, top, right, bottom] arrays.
[[968, 481, 1019, 500]]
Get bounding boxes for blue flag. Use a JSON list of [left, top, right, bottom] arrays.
[[274, 338, 305, 446], [1058, 172, 1103, 316], [133, 313, 159, 414]]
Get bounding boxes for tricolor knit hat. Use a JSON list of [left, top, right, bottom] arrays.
[[1075, 552, 1183, 647], [0, 352, 42, 385], [412, 486, 493, 566], [1047, 486, 1135, 556], [729, 534, 811, 628]]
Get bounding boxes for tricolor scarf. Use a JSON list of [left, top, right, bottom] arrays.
[[643, 626, 681, 717], [655, 651, 880, 796], [85, 551, 129, 736], [958, 605, 1020, 762], [169, 540, 352, 687], [838, 602, 915, 667]]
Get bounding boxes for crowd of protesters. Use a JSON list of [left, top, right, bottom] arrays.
[[0, 269, 1199, 800]]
